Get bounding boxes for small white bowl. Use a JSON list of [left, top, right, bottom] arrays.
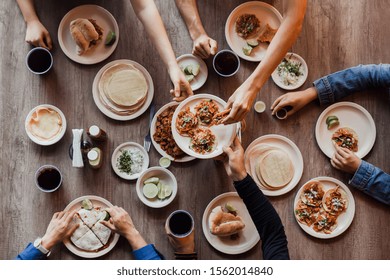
[[136, 167, 177, 208]]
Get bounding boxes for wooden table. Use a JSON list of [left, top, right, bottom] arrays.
[[1, 0, 389, 260]]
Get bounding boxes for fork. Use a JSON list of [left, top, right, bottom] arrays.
[[144, 102, 155, 152]]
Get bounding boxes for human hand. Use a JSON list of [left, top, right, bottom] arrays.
[[330, 143, 361, 174], [41, 210, 79, 250], [101, 206, 147, 250], [168, 66, 193, 102], [192, 34, 217, 59], [220, 136, 247, 181], [270, 87, 318, 119], [223, 83, 257, 124], [25, 19, 52, 50]]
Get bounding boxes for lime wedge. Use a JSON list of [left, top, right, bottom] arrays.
[[164, 184, 173, 198], [143, 183, 159, 199], [102, 210, 110, 221], [105, 31, 116, 46], [225, 202, 237, 213], [144, 177, 160, 185], [81, 199, 93, 210], [158, 184, 166, 199]]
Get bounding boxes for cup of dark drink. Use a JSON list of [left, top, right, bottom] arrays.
[[35, 165, 63, 193], [213, 49, 240, 77], [26, 47, 53, 75], [166, 210, 194, 237]]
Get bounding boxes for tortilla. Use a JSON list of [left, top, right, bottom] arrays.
[[208, 206, 245, 236], [91, 222, 111, 245], [322, 186, 348, 215], [70, 216, 90, 244], [27, 107, 62, 140], [300, 181, 325, 207], [259, 150, 294, 188], [100, 63, 148, 108], [72, 229, 103, 251], [78, 208, 104, 228], [332, 127, 358, 152]]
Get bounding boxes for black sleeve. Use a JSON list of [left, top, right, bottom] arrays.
[[234, 175, 290, 260]]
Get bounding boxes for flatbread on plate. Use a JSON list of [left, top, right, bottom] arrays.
[[72, 229, 103, 251], [91, 222, 111, 245]]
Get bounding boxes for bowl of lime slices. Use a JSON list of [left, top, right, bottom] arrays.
[[135, 167, 177, 208]]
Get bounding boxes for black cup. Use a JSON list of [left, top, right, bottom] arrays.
[[35, 165, 62, 193], [166, 210, 194, 237], [26, 47, 53, 74], [213, 49, 240, 77]]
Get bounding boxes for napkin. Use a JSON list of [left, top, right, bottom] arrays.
[[72, 129, 84, 168]]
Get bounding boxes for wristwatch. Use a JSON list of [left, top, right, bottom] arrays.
[[33, 237, 51, 256]]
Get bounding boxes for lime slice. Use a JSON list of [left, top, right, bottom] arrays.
[[326, 115, 339, 125], [242, 45, 253, 56], [225, 203, 237, 213], [81, 199, 93, 210], [164, 184, 173, 198], [143, 183, 159, 199], [185, 74, 194, 82], [144, 177, 160, 185], [158, 184, 166, 199], [103, 210, 111, 221], [105, 31, 116, 46], [246, 39, 259, 47]]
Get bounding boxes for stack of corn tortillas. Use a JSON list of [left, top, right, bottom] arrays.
[[245, 143, 294, 191], [98, 63, 148, 116]]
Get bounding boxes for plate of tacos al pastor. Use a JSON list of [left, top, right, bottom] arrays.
[[294, 177, 355, 239]]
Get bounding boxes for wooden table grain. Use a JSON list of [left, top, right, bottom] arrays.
[[1, 0, 389, 260]]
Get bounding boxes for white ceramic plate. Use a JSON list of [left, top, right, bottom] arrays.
[[225, 1, 283, 62], [25, 104, 67, 146], [111, 142, 149, 180], [293, 176, 355, 239], [202, 192, 260, 255], [271, 53, 308, 90], [135, 167, 178, 208], [151, 102, 195, 162], [92, 59, 154, 121], [58, 5, 119, 65], [244, 134, 304, 196], [63, 195, 120, 258], [315, 102, 376, 159], [171, 94, 237, 159], [177, 54, 208, 91]]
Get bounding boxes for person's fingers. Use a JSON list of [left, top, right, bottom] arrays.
[[100, 220, 116, 231], [65, 209, 78, 223], [334, 150, 345, 163], [37, 36, 49, 49], [333, 142, 350, 158], [330, 159, 339, 169], [57, 211, 65, 219], [68, 223, 79, 236], [210, 39, 218, 55], [330, 156, 342, 169], [194, 44, 208, 58], [271, 98, 287, 115], [222, 103, 239, 125], [231, 136, 242, 150], [200, 41, 211, 57], [222, 145, 233, 157], [192, 48, 205, 59], [270, 95, 284, 111], [45, 33, 53, 50]]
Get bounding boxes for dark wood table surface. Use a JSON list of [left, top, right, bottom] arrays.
[[1, 0, 389, 260]]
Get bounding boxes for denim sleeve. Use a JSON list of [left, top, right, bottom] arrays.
[[15, 243, 47, 260], [349, 160, 390, 205], [313, 64, 390, 105], [132, 244, 162, 260]]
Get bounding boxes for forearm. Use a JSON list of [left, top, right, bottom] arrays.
[[234, 175, 289, 260], [245, 0, 306, 94], [131, 0, 178, 71], [349, 160, 390, 205], [16, 0, 39, 23], [125, 228, 148, 250], [314, 64, 390, 105], [175, 0, 207, 41]]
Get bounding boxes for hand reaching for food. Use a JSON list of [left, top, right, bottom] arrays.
[[223, 83, 257, 124], [221, 136, 248, 181], [192, 34, 217, 59], [169, 66, 193, 102], [26, 19, 52, 50], [271, 87, 318, 119], [330, 143, 361, 174], [101, 206, 147, 250], [41, 210, 79, 250]]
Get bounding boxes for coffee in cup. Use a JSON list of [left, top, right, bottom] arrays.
[[26, 47, 53, 74], [166, 210, 194, 237], [213, 49, 240, 77], [35, 165, 62, 192]]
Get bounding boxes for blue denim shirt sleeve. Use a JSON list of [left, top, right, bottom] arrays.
[[15, 243, 47, 260], [313, 64, 390, 105], [349, 160, 390, 205], [132, 244, 162, 260]]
